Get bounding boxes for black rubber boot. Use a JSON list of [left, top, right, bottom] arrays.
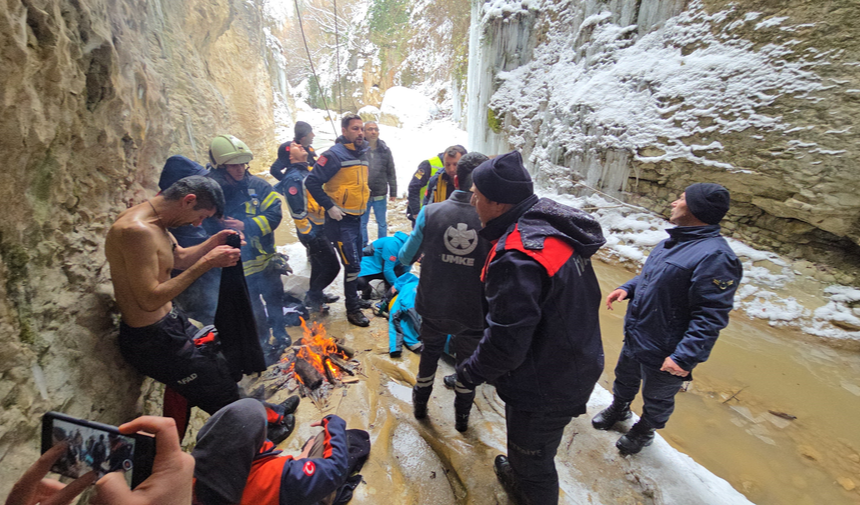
[[443, 374, 457, 390], [616, 419, 655, 455], [267, 414, 296, 445], [347, 310, 370, 327], [455, 411, 470, 432], [412, 387, 430, 420], [279, 395, 300, 415], [494, 455, 527, 504], [591, 397, 632, 430]]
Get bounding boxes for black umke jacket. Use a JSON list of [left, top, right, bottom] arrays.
[[459, 196, 606, 413]]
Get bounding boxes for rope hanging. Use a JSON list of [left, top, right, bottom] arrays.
[[293, 0, 338, 138], [334, 0, 343, 113]]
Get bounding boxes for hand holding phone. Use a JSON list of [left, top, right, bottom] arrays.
[[92, 416, 194, 505], [5, 442, 97, 505]]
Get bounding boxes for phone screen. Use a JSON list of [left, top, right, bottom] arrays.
[[42, 412, 153, 488]]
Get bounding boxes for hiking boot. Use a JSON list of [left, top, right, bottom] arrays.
[[591, 397, 632, 431], [616, 419, 655, 456], [356, 298, 373, 309], [279, 395, 300, 415], [323, 292, 340, 303], [443, 374, 457, 390], [347, 310, 370, 327], [412, 388, 429, 420], [267, 414, 296, 445], [494, 455, 526, 504]]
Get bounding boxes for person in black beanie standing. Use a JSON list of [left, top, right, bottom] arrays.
[[455, 151, 606, 505], [594, 182, 743, 456]]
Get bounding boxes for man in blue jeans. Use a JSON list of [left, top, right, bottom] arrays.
[[360, 121, 396, 247]]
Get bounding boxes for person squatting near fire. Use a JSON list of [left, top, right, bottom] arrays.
[[399, 152, 492, 433], [455, 151, 606, 505], [406, 145, 466, 227], [305, 113, 374, 328], [360, 120, 397, 248], [356, 231, 410, 300], [594, 183, 743, 455], [105, 174, 298, 443], [192, 399, 370, 505], [271, 121, 342, 314]]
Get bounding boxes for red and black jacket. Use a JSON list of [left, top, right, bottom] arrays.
[[459, 195, 606, 413]]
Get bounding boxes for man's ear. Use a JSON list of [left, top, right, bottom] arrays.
[[182, 194, 198, 207], [453, 175, 460, 190]]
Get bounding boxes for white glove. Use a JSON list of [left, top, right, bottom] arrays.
[[327, 206, 345, 221]]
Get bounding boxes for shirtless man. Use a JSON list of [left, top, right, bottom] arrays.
[[106, 175, 243, 414]]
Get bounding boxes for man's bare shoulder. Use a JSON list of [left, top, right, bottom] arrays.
[[107, 205, 159, 247]]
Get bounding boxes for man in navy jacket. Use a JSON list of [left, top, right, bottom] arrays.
[[456, 151, 606, 505], [594, 183, 743, 456]]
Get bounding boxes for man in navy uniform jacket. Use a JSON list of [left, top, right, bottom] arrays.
[[456, 151, 606, 505]]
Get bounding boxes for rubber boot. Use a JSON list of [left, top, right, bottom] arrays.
[[616, 419, 655, 455], [267, 414, 296, 445], [494, 455, 527, 504], [412, 386, 430, 420], [591, 397, 632, 430]]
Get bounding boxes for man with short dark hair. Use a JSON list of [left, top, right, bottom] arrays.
[[399, 152, 491, 433], [306, 113, 372, 326], [456, 151, 606, 505], [406, 145, 466, 226], [594, 183, 742, 456], [106, 175, 243, 414], [360, 121, 396, 247]]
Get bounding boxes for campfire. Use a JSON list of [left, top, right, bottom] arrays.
[[270, 318, 362, 407]]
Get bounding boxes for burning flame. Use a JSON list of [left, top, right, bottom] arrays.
[[286, 318, 348, 384]]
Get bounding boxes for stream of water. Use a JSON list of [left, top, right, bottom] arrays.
[[596, 261, 860, 505]]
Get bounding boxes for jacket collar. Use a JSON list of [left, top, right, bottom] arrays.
[[665, 224, 722, 246], [450, 190, 472, 204], [479, 194, 540, 242]]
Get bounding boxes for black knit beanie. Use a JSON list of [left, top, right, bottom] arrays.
[[471, 151, 533, 204], [294, 121, 313, 142], [685, 183, 730, 224]]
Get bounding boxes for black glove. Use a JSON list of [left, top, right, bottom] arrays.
[[455, 362, 480, 390]]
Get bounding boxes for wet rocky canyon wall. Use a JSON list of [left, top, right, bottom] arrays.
[[0, 0, 281, 493], [473, 0, 860, 283]]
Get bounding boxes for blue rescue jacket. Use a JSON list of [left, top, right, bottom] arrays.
[[359, 231, 410, 285], [619, 225, 742, 371]]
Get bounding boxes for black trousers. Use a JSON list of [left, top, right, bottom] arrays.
[[414, 318, 482, 412], [612, 343, 685, 429], [325, 214, 362, 312], [118, 308, 240, 415], [299, 226, 340, 304], [505, 405, 574, 505]]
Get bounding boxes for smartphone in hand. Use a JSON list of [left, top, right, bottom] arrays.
[[41, 411, 155, 489]]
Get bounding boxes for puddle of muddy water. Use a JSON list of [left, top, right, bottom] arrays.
[[595, 260, 860, 505]]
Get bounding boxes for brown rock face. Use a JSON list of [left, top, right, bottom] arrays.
[[0, 0, 279, 491]]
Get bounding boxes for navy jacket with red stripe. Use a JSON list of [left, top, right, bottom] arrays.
[[459, 196, 606, 413]]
